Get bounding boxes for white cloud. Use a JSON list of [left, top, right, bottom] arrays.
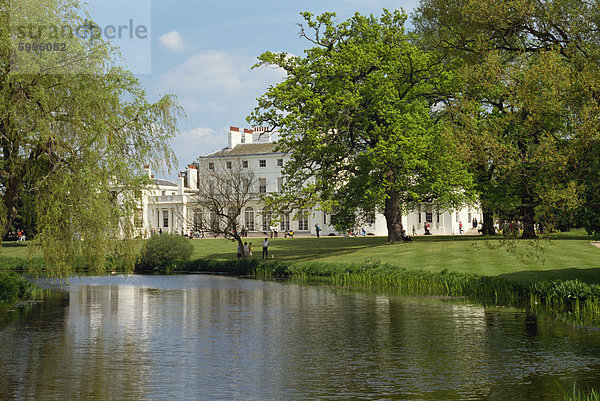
[[159, 30, 185, 52], [181, 126, 215, 139], [170, 126, 223, 168], [156, 50, 287, 176], [157, 50, 285, 95]]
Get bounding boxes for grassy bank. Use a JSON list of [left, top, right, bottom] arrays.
[[2, 232, 599, 322], [184, 232, 600, 284], [3, 231, 599, 281]]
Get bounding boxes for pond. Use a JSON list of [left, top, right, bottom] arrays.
[[1, 275, 599, 400]]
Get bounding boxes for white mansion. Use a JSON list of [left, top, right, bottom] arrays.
[[137, 126, 481, 238]]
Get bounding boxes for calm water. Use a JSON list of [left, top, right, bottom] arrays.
[[1, 275, 599, 400]]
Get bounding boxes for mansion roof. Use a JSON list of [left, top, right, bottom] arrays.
[[155, 179, 177, 187], [203, 142, 281, 158]]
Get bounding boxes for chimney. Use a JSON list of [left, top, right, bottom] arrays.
[[228, 126, 241, 148], [178, 175, 184, 195], [253, 126, 272, 143], [187, 164, 197, 189], [242, 128, 253, 144], [143, 164, 152, 178]]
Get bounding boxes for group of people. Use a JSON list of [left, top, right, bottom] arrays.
[[237, 241, 254, 259], [7, 230, 27, 241], [236, 237, 272, 259], [346, 227, 367, 237]]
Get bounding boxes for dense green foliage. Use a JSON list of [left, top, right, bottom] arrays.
[[250, 10, 472, 242], [0, 272, 33, 310], [136, 234, 194, 274], [0, 0, 180, 275], [415, 0, 600, 238]]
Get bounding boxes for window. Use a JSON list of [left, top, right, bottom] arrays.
[[242, 160, 248, 168], [194, 211, 203, 231], [259, 160, 266, 167], [277, 177, 284, 193], [280, 212, 290, 231], [245, 207, 255, 231], [262, 210, 271, 231], [163, 210, 169, 228], [297, 210, 309, 231], [418, 213, 422, 224], [208, 162, 214, 170], [366, 214, 375, 225], [226, 161, 232, 169], [426, 212, 433, 223], [259, 178, 267, 194], [436, 211, 440, 224], [277, 159, 283, 167], [210, 212, 219, 232], [323, 213, 327, 225], [456, 211, 460, 223]]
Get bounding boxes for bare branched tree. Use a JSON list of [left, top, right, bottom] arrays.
[[191, 158, 257, 257]]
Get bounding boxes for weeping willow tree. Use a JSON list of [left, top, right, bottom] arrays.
[[1, 0, 180, 275]]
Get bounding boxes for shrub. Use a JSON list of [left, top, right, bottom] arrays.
[[135, 234, 193, 273], [0, 272, 34, 310]]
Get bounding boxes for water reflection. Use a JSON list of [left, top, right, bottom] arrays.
[[0, 275, 599, 400]]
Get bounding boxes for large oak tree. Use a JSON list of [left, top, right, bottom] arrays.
[[250, 10, 471, 242]]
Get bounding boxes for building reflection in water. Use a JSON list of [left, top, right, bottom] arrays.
[[1, 275, 599, 400]]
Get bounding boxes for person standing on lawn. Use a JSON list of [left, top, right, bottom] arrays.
[[262, 238, 269, 259]]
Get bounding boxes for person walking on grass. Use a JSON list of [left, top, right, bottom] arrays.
[[262, 238, 269, 259]]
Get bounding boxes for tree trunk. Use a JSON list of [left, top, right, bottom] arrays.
[[233, 232, 247, 258], [482, 209, 495, 236], [2, 183, 20, 238], [384, 188, 403, 243], [521, 203, 537, 239]]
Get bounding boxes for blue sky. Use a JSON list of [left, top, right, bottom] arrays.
[[87, 0, 420, 177]]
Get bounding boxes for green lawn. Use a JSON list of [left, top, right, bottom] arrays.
[[2, 232, 599, 284], [189, 233, 600, 284], [0, 242, 36, 258]]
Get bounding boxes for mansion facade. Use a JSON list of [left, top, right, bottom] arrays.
[[137, 126, 481, 238]]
